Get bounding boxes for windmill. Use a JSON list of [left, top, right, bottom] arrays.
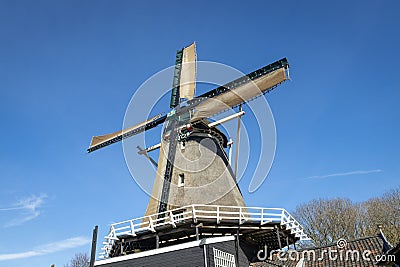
[[88, 44, 311, 265], [88, 43, 289, 219]]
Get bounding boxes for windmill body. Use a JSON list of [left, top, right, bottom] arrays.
[[144, 120, 246, 218], [89, 43, 309, 266]]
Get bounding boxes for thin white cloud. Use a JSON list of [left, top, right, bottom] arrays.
[[307, 169, 382, 179], [0, 193, 47, 227], [0, 236, 91, 261]]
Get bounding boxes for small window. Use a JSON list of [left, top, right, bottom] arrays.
[[180, 141, 185, 150], [213, 248, 236, 267], [178, 173, 185, 187]]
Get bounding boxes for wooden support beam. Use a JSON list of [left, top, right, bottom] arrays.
[[276, 228, 282, 249], [137, 146, 158, 167], [234, 105, 243, 179], [207, 111, 245, 128], [155, 234, 159, 249]]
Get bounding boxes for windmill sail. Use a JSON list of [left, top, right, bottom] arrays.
[[170, 43, 197, 108], [87, 114, 165, 153], [190, 58, 288, 121], [88, 56, 287, 154], [169, 49, 183, 108], [179, 43, 196, 100], [157, 44, 197, 215]]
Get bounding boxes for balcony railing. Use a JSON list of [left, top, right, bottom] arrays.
[[99, 205, 309, 259]]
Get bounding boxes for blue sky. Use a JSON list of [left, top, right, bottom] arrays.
[[0, 0, 399, 266]]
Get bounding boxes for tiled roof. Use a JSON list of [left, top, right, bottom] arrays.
[[251, 234, 394, 267]]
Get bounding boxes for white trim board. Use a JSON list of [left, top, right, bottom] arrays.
[[94, 235, 235, 266]]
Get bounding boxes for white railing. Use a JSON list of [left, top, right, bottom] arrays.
[[99, 205, 309, 259]]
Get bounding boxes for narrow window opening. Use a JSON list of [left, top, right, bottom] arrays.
[[178, 173, 185, 187], [180, 141, 186, 150]]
